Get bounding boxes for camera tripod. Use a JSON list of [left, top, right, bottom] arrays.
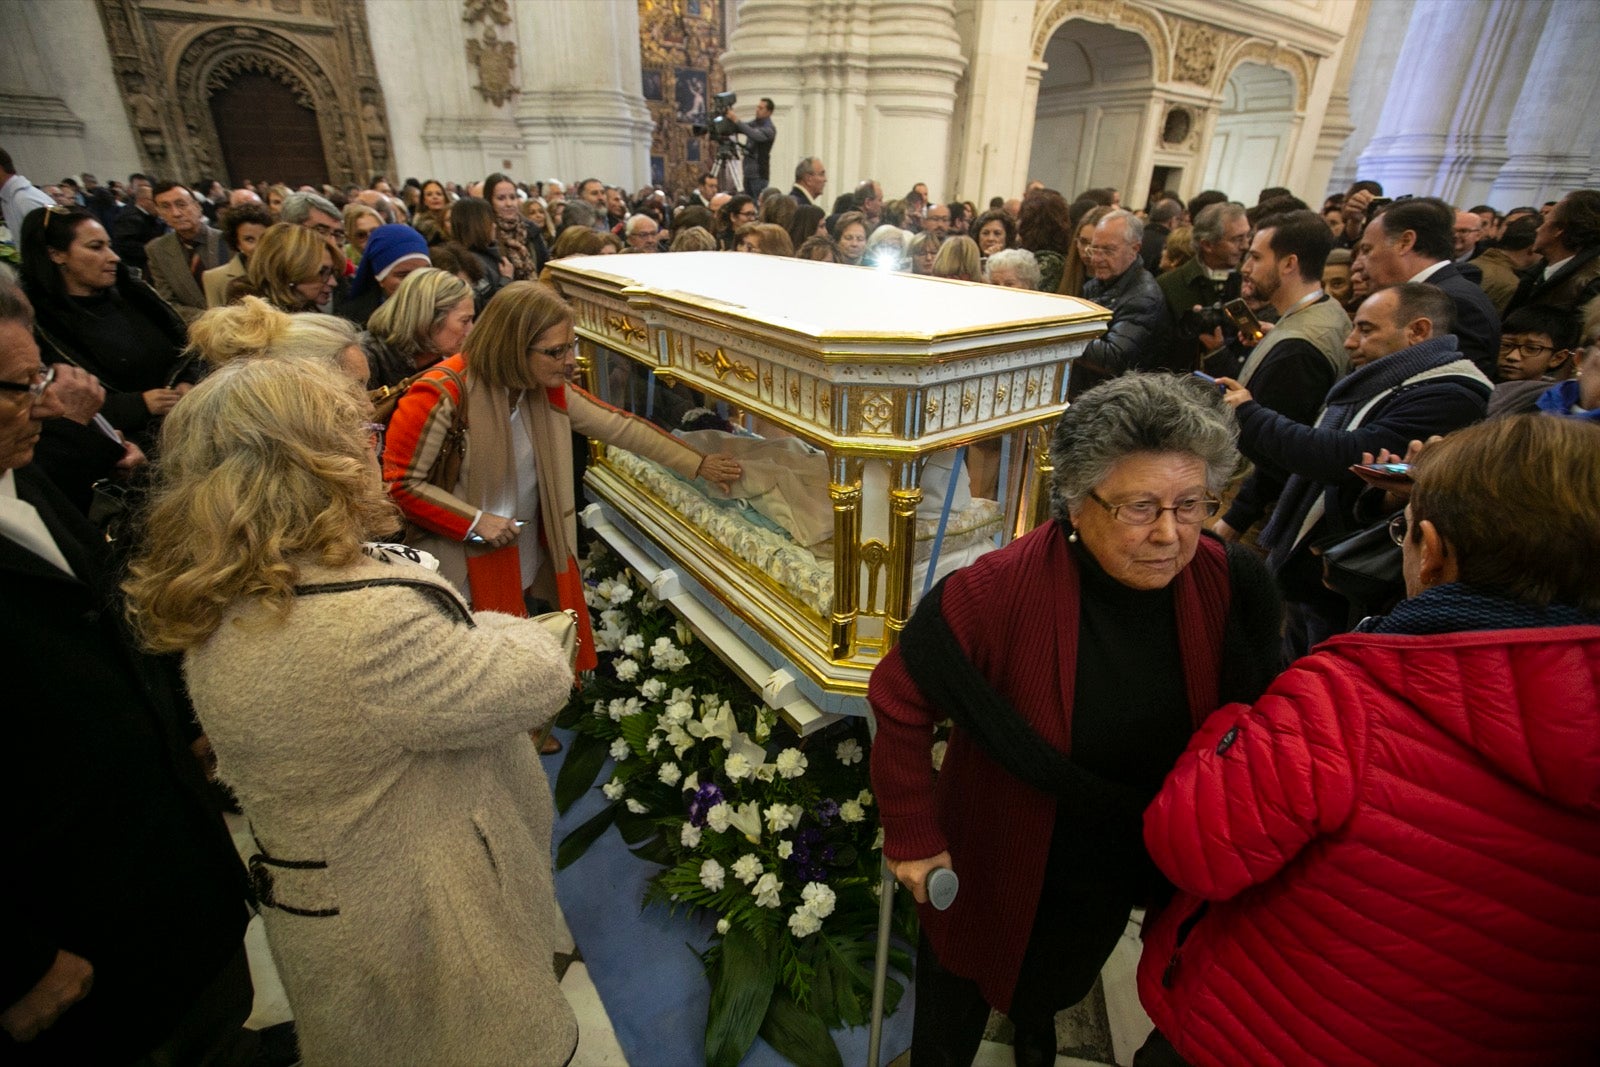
[[711, 138, 744, 195]]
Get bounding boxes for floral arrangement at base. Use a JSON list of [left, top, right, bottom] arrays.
[[553, 542, 915, 1067]]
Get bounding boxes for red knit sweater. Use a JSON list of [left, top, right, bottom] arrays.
[[868, 521, 1229, 1010]]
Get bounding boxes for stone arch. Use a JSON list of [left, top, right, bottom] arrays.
[[169, 25, 358, 185], [1216, 40, 1313, 113], [1031, 0, 1172, 82]]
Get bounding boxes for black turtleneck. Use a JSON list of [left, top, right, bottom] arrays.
[[1068, 533, 1192, 794]]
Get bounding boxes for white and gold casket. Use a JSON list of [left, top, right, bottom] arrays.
[[548, 252, 1106, 729]]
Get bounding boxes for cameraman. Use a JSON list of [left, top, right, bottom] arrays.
[[1158, 201, 1248, 369], [728, 98, 775, 197]]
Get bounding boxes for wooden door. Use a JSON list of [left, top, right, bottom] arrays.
[[209, 73, 330, 188]]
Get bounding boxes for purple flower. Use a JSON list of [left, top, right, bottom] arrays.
[[815, 799, 840, 826], [687, 782, 725, 827]]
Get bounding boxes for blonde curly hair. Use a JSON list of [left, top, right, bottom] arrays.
[[189, 296, 363, 378], [124, 358, 397, 652]]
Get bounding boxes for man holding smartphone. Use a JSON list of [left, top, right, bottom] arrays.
[[1215, 210, 1353, 543]]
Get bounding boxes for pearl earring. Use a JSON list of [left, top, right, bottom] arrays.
[[1068, 528, 1079, 543]]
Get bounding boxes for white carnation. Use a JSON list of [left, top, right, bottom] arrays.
[[839, 800, 865, 824], [646, 735, 662, 753], [787, 907, 822, 938], [857, 789, 874, 807], [609, 737, 631, 761], [764, 803, 802, 833], [607, 580, 633, 605], [626, 799, 648, 814], [680, 823, 701, 848], [723, 753, 754, 781], [706, 803, 731, 833], [657, 762, 681, 786], [731, 854, 764, 885], [662, 700, 695, 727], [620, 633, 644, 658], [752, 872, 783, 908], [699, 859, 725, 891], [835, 739, 864, 766], [800, 882, 836, 918], [602, 780, 625, 800], [599, 608, 623, 630], [614, 657, 639, 681], [639, 678, 666, 701], [775, 748, 808, 779]]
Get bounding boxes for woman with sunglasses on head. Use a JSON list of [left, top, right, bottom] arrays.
[[383, 281, 742, 671], [17, 205, 192, 451], [1139, 414, 1600, 1067], [229, 222, 337, 314], [869, 373, 1283, 1067]]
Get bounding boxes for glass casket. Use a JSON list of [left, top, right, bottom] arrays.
[[547, 252, 1106, 729]]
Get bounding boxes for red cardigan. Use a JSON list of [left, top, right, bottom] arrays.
[[868, 521, 1229, 1011], [1140, 624, 1600, 1066]]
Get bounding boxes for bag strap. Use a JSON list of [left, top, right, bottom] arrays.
[[291, 576, 476, 627]]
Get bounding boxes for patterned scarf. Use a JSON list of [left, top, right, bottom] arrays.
[[1359, 582, 1600, 635], [494, 214, 536, 281]]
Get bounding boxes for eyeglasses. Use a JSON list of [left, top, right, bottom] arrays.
[[303, 266, 337, 284], [309, 223, 347, 242], [1087, 244, 1129, 258], [529, 339, 577, 359], [1088, 491, 1220, 526], [363, 421, 386, 455], [1498, 339, 1554, 358], [0, 363, 56, 403], [1388, 512, 1410, 547]]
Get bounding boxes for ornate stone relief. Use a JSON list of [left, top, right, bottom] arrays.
[[1171, 20, 1223, 86], [466, 26, 520, 107], [92, 0, 395, 183], [462, 0, 511, 27]]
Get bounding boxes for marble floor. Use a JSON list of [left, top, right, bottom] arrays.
[[231, 812, 1154, 1066]]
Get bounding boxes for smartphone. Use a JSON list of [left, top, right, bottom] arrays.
[[1222, 299, 1266, 345], [467, 521, 528, 547], [1353, 462, 1413, 479], [1192, 370, 1227, 393]]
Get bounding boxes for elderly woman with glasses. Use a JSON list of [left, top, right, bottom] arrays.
[[383, 281, 741, 670], [869, 373, 1283, 1067], [230, 222, 337, 313], [1139, 414, 1600, 1067]]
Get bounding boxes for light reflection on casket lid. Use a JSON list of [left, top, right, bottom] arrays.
[[546, 251, 1108, 348]]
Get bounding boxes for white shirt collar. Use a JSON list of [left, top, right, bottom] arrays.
[[1544, 255, 1574, 281], [1408, 260, 1450, 284]]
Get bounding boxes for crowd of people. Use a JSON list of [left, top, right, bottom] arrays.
[[2, 132, 1598, 1067]]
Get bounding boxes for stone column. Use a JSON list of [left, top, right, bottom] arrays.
[[722, 0, 965, 202], [945, 0, 1040, 204], [513, 0, 653, 187], [1488, 0, 1600, 206], [1311, 0, 1370, 198], [1354, 0, 1544, 203]]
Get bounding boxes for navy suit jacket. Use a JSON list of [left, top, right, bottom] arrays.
[[1425, 261, 1501, 380]]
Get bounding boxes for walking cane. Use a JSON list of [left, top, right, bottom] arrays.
[[866, 855, 956, 1065]]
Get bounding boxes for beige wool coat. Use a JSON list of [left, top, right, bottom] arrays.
[[183, 551, 578, 1066]]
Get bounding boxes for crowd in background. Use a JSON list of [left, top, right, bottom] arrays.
[[3, 135, 1599, 1067]]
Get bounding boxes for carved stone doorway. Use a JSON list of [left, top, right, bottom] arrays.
[[210, 72, 330, 188]]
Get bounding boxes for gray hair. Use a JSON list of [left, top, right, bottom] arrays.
[[0, 269, 34, 328], [1098, 208, 1145, 246], [624, 213, 658, 237], [985, 248, 1041, 288], [794, 156, 821, 183], [1048, 372, 1240, 521], [279, 191, 341, 225], [1192, 201, 1244, 245]]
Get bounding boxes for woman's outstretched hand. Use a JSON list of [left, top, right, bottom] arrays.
[[697, 453, 742, 493]]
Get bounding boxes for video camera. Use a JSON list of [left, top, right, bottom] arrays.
[[692, 91, 740, 142]]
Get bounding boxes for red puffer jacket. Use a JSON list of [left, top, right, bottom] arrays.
[[1139, 624, 1600, 1066]]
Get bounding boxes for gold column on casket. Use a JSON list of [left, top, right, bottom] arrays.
[[547, 253, 1107, 705]]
